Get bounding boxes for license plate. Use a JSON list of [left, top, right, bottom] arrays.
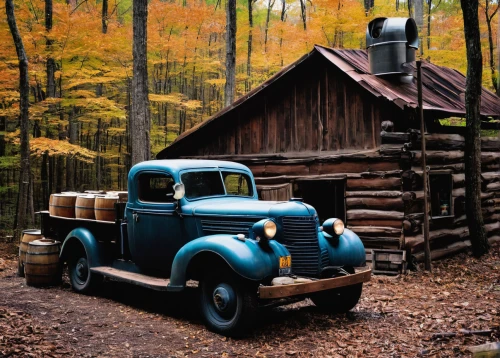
[[279, 256, 291, 268]]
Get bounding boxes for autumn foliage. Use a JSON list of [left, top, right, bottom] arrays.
[[0, 0, 498, 232]]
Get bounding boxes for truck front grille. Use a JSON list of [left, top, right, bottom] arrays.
[[201, 219, 256, 235], [281, 216, 320, 277]]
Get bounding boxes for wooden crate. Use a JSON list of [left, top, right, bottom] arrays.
[[371, 249, 407, 275]]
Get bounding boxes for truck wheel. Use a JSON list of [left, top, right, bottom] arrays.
[[310, 283, 363, 313], [68, 250, 101, 294], [199, 272, 257, 337]]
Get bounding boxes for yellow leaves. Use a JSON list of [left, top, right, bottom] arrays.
[[205, 79, 226, 87], [149, 93, 184, 104], [30, 138, 96, 163]]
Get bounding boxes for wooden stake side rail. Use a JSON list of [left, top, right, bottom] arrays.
[[258, 268, 371, 299]]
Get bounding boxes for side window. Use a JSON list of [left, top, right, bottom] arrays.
[[223, 172, 253, 196], [429, 172, 453, 217], [137, 173, 175, 203]]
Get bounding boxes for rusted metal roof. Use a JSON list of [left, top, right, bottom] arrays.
[[316, 45, 500, 117], [159, 45, 500, 158]]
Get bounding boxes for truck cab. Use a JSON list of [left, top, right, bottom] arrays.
[[42, 160, 371, 336]]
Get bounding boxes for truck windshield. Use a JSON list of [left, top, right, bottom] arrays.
[[181, 171, 253, 199]]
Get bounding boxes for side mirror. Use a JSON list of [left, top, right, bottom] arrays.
[[173, 183, 185, 200]]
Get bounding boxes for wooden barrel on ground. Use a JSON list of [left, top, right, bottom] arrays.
[[75, 195, 96, 220], [95, 196, 119, 221], [49, 193, 77, 218], [24, 239, 61, 286], [18, 229, 43, 277]]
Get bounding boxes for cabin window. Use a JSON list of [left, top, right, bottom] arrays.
[[137, 173, 175, 203], [222, 172, 253, 196], [293, 179, 346, 223], [429, 172, 453, 218]]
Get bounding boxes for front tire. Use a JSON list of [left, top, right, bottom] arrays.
[[68, 249, 101, 294], [311, 283, 363, 313], [199, 272, 257, 337]]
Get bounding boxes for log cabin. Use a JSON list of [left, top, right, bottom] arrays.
[[158, 18, 500, 262]]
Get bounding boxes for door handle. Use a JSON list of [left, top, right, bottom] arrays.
[[133, 212, 140, 222]]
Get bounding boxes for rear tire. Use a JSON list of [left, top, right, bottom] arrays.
[[68, 248, 102, 294], [199, 271, 257, 337], [311, 283, 363, 313]]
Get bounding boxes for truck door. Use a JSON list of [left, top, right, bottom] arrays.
[[127, 171, 182, 275]]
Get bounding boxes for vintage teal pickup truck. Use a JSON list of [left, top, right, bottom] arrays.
[[40, 159, 371, 336]]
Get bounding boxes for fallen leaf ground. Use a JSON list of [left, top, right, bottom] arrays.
[[0, 242, 498, 357]]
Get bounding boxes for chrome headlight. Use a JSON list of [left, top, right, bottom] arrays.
[[251, 219, 277, 242], [333, 219, 345, 236], [322, 218, 345, 236], [263, 220, 277, 239]]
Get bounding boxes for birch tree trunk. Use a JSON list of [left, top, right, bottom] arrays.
[[6, 0, 33, 240], [460, 0, 489, 257], [225, 0, 236, 107], [131, 0, 151, 165]]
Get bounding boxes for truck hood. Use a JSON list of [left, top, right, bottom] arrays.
[[182, 198, 316, 218]]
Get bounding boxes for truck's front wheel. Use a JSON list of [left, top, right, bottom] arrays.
[[199, 272, 257, 337], [68, 249, 101, 294], [310, 283, 363, 313]]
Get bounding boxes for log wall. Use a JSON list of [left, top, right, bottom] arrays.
[[383, 131, 500, 261]]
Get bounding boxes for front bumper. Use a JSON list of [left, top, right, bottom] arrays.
[[258, 267, 371, 299]]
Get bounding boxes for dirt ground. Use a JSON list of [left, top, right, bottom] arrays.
[[0, 242, 499, 358]]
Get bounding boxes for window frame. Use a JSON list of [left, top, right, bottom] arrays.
[[428, 169, 454, 221], [137, 171, 176, 204]]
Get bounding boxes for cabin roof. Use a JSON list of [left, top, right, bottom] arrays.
[[158, 45, 500, 159]]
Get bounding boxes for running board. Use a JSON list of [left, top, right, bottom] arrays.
[[90, 266, 171, 291]]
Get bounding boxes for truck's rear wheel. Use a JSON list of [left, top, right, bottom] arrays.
[[68, 249, 101, 294], [310, 283, 363, 313], [199, 272, 257, 337]]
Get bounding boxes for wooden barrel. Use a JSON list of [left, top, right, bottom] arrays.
[[18, 229, 43, 277], [75, 195, 96, 220], [24, 239, 61, 286], [95, 196, 119, 221], [49, 193, 77, 218], [106, 191, 128, 203]]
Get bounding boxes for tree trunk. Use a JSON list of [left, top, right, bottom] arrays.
[[246, 0, 254, 92], [427, 0, 432, 50], [45, 0, 56, 98], [299, 0, 306, 30], [264, 0, 275, 52], [483, 0, 498, 92], [102, 0, 108, 34], [6, 0, 33, 241], [131, 0, 151, 166], [224, 0, 236, 107], [66, 107, 78, 191], [460, 0, 489, 257]]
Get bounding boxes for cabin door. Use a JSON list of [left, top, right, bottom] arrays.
[[293, 179, 346, 223]]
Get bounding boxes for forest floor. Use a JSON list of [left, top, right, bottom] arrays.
[[0, 241, 499, 358]]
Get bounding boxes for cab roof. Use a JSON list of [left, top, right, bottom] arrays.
[[129, 159, 252, 177]]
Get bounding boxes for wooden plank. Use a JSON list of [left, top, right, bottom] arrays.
[[91, 266, 170, 291], [347, 226, 402, 236], [258, 268, 371, 299], [348, 219, 403, 228]]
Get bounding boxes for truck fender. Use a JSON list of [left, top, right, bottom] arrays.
[[59, 228, 102, 268], [319, 228, 366, 267], [168, 234, 290, 292]]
